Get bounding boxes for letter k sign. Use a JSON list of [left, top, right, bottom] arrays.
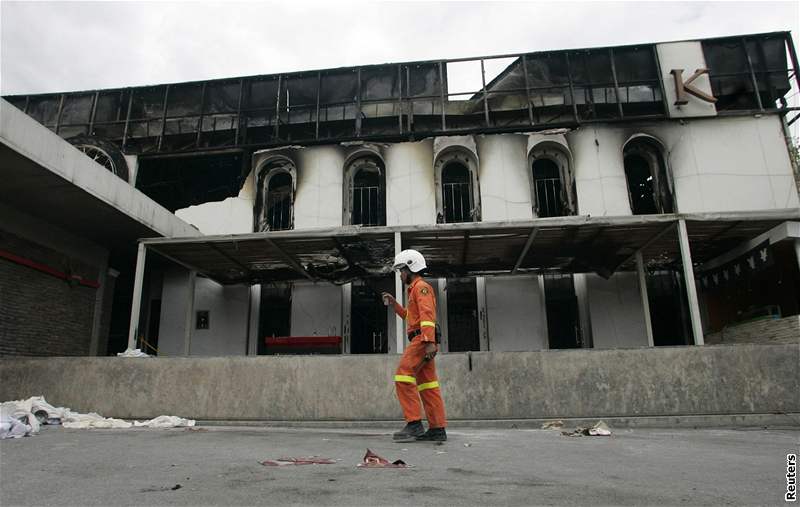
[[670, 69, 718, 105]]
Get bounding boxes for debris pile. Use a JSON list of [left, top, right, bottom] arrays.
[[560, 421, 613, 437], [356, 449, 410, 468], [0, 396, 194, 439]]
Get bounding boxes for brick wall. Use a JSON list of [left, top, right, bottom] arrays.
[[0, 231, 100, 356], [705, 315, 800, 345]]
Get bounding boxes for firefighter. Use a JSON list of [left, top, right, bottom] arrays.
[[382, 249, 447, 442]]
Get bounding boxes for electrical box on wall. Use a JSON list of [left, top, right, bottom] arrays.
[[196, 310, 209, 330]]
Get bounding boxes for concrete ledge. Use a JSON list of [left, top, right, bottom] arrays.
[[196, 413, 800, 429], [1, 344, 797, 421]]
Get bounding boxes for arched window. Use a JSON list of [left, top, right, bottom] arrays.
[[529, 143, 576, 218], [623, 137, 673, 215], [345, 156, 386, 226], [435, 148, 480, 224], [256, 159, 295, 231]]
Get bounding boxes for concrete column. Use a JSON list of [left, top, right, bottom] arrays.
[[436, 278, 449, 352], [247, 285, 261, 356], [574, 274, 593, 348], [394, 232, 404, 354], [341, 283, 352, 354], [127, 243, 147, 350], [636, 251, 655, 347], [538, 275, 549, 349], [476, 277, 489, 351], [89, 265, 109, 356], [183, 270, 197, 356], [677, 219, 704, 345]]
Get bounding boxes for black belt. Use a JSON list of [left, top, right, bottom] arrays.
[[407, 329, 422, 341]]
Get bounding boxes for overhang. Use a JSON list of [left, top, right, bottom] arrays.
[[140, 210, 800, 285], [0, 99, 199, 254]]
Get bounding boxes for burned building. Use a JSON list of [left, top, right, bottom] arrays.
[[2, 31, 799, 358]]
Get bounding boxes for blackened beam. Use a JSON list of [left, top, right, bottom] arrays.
[[207, 242, 251, 275], [331, 237, 359, 269], [264, 238, 316, 282], [461, 231, 471, 267], [147, 245, 216, 280], [612, 222, 678, 271], [511, 227, 538, 274]]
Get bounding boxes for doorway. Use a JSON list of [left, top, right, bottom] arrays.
[[258, 285, 292, 355], [544, 274, 582, 349], [446, 278, 480, 352], [350, 278, 392, 354]]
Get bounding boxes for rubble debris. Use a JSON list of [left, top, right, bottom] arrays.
[[0, 396, 195, 434], [541, 420, 564, 430], [260, 457, 336, 466], [356, 448, 410, 468], [561, 421, 613, 437], [116, 348, 150, 357]]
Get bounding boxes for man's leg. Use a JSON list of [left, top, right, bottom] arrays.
[[416, 356, 447, 436], [393, 338, 426, 440]]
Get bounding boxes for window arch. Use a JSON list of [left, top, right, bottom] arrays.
[[256, 158, 296, 231], [344, 155, 386, 226], [623, 136, 674, 215], [435, 148, 481, 224], [528, 142, 576, 218]]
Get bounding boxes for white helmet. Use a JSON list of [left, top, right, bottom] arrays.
[[393, 249, 427, 273]]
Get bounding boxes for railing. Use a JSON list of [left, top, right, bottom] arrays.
[[265, 190, 292, 231], [534, 177, 565, 218], [351, 185, 383, 226], [442, 181, 474, 223]]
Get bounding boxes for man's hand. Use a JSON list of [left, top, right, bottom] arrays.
[[424, 342, 437, 361], [381, 292, 396, 306]]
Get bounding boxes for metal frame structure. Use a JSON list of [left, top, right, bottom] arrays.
[[7, 32, 799, 157]]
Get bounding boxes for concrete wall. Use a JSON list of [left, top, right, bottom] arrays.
[[294, 146, 345, 229], [485, 276, 547, 351], [157, 269, 250, 356], [290, 282, 342, 337], [385, 140, 436, 226], [1, 344, 795, 420], [476, 134, 533, 222], [706, 315, 800, 345], [567, 115, 798, 216], [586, 272, 649, 349]]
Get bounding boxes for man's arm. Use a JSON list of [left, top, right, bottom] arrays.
[[416, 285, 437, 343], [381, 292, 406, 319]]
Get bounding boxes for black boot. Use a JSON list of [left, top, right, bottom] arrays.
[[393, 421, 424, 441], [416, 427, 447, 442]]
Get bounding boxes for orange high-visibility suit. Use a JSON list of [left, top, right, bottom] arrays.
[[392, 277, 447, 429]]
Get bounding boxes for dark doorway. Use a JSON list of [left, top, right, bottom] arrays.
[[544, 274, 582, 349], [144, 299, 161, 355], [265, 172, 293, 231], [258, 285, 292, 355], [446, 279, 480, 352], [647, 270, 692, 346], [350, 278, 392, 354]]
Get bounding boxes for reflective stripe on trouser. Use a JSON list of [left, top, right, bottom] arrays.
[[394, 337, 447, 428]]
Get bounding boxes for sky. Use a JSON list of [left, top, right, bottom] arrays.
[[1, 0, 798, 95]]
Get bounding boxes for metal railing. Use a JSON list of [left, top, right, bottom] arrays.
[[265, 190, 292, 231], [442, 181, 474, 223], [534, 177, 565, 218], [351, 185, 383, 226]]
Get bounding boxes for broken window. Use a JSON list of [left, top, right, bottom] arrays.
[[529, 143, 576, 218], [441, 164, 474, 223], [446, 279, 480, 352], [702, 35, 792, 111], [136, 152, 244, 212], [346, 156, 386, 227], [435, 149, 480, 224], [623, 137, 673, 215], [256, 159, 295, 231]]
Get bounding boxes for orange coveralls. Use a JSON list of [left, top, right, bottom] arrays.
[[393, 277, 447, 429]]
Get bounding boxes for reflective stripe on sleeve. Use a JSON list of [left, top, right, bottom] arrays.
[[420, 321, 436, 328], [394, 375, 416, 384], [417, 380, 440, 391]]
